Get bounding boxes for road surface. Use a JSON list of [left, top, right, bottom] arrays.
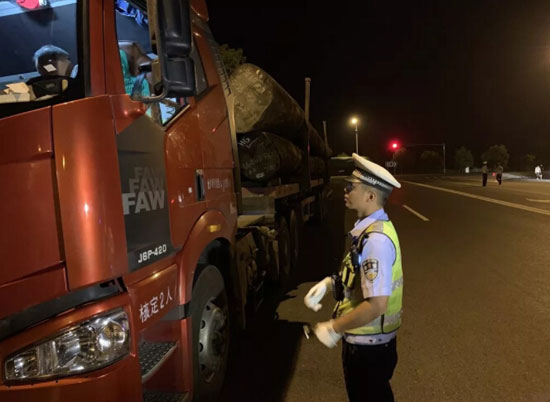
[[221, 174, 550, 402]]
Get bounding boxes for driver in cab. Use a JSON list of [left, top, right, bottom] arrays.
[[27, 44, 77, 99]]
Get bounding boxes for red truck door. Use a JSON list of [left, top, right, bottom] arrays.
[[191, 22, 237, 223], [105, 0, 215, 272]]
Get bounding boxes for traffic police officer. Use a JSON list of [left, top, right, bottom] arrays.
[[304, 153, 403, 402]]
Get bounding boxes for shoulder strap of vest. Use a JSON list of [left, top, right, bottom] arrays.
[[355, 220, 386, 253], [363, 220, 398, 266]]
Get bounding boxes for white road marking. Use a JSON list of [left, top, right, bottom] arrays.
[[404, 181, 550, 216], [402, 205, 430, 221], [442, 180, 550, 196], [444, 181, 484, 187], [525, 198, 550, 203]]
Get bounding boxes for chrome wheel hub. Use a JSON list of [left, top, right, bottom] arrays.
[[198, 299, 227, 382]]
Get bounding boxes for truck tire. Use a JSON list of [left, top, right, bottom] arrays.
[[191, 265, 229, 402], [313, 191, 328, 224], [320, 192, 328, 222], [289, 209, 301, 270], [277, 216, 292, 289]]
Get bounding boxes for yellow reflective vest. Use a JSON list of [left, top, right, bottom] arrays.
[[335, 220, 403, 335]]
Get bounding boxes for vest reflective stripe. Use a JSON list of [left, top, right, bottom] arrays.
[[341, 253, 354, 287], [392, 277, 403, 291], [335, 220, 403, 335]]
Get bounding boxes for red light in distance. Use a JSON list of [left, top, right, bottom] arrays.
[[390, 141, 400, 150]]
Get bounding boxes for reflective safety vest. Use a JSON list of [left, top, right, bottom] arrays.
[[335, 220, 403, 335]]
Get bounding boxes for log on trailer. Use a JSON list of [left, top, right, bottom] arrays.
[[309, 156, 327, 178], [306, 121, 332, 158], [231, 64, 305, 141], [238, 131, 303, 182], [295, 156, 326, 179], [231, 64, 332, 158]]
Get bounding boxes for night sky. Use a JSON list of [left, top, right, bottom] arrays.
[[206, 1, 550, 167]]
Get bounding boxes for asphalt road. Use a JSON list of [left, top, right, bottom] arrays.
[[220, 174, 550, 402]]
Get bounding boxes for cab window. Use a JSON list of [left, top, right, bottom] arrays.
[[0, 0, 83, 116], [114, 0, 207, 126], [192, 40, 208, 97]]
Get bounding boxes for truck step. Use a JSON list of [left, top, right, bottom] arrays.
[[139, 341, 177, 382], [142, 391, 189, 402]]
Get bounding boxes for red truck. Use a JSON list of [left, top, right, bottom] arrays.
[[0, 0, 329, 400]]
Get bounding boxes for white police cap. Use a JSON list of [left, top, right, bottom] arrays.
[[345, 153, 401, 192]]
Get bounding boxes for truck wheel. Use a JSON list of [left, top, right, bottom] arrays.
[[289, 209, 301, 270], [278, 216, 292, 288], [320, 192, 329, 222], [191, 265, 229, 402], [314, 191, 328, 224]]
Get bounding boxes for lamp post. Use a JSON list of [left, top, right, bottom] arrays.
[[351, 117, 359, 154], [443, 143, 446, 175], [389, 141, 401, 175]]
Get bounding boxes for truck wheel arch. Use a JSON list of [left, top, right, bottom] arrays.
[[176, 210, 244, 326]]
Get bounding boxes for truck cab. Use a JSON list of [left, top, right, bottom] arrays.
[[0, 0, 240, 400], [0, 0, 331, 399]]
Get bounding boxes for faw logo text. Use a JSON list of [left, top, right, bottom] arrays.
[[122, 167, 165, 215]]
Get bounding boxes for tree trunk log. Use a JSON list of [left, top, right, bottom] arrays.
[[231, 64, 305, 141], [231, 63, 332, 159], [238, 132, 303, 182], [306, 121, 332, 158]]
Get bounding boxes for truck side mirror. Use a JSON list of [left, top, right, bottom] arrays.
[[156, 0, 195, 97], [133, 0, 195, 103]]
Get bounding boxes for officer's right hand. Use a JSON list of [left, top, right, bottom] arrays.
[[314, 320, 342, 348], [304, 277, 332, 312]]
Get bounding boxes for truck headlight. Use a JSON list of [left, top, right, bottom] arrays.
[[4, 309, 130, 382]]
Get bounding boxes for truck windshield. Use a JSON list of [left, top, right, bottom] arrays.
[[0, 0, 82, 112]]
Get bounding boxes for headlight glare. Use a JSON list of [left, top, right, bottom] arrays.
[[4, 309, 129, 382]]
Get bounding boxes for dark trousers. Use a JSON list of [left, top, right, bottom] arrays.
[[482, 173, 488, 186], [496, 174, 502, 185], [342, 338, 398, 402]]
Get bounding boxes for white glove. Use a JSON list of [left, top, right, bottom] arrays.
[[304, 277, 332, 312], [314, 320, 342, 348]]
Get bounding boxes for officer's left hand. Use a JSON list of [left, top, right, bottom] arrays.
[[304, 277, 332, 312], [314, 320, 342, 348]]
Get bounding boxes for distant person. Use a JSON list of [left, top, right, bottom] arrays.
[[482, 161, 488, 186], [496, 163, 503, 185], [304, 153, 403, 402], [535, 165, 542, 180], [541, 165, 544, 180]]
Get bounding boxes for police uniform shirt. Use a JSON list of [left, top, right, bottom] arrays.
[[349, 208, 395, 299], [345, 208, 397, 345]]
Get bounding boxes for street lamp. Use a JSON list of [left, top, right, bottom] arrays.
[[350, 117, 359, 154]]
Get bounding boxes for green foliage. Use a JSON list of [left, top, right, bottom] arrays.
[[419, 150, 442, 172], [481, 144, 509, 168], [454, 146, 474, 170], [521, 154, 536, 171], [393, 148, 415, 172], [420, 150, 440, 161], [219, 44, 246, 75]]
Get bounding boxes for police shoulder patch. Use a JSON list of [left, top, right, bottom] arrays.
[[362, 258, 379, 282]]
